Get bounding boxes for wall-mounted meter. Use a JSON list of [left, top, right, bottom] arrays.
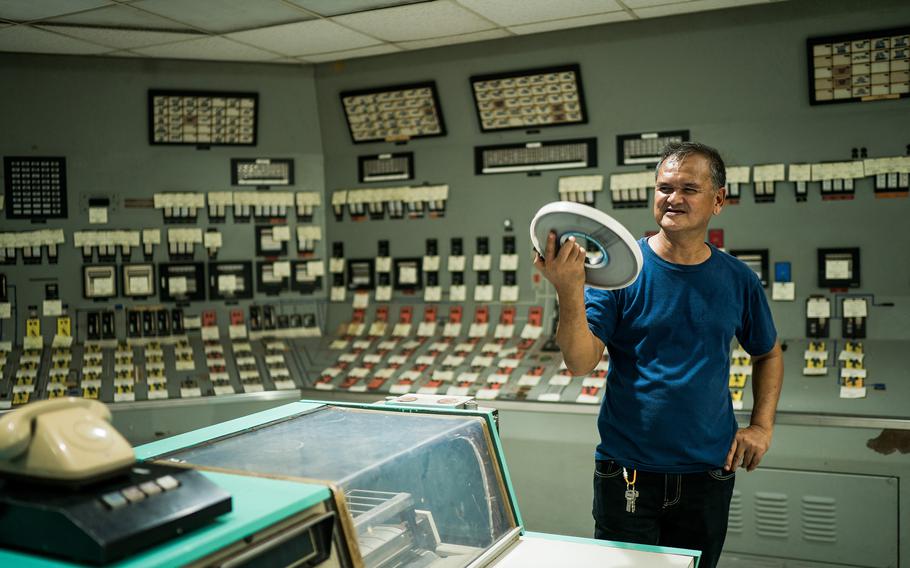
[[83, 265, 117, 299], [730, 249, 769, 287], [817, 248, 860, 288], [159, 262, 206, 302], [346, 259, 375, 291], [209, 262, 253, 300], [122, 264, 155, 298]]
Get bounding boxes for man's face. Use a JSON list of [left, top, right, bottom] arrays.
[[653, 154, 725, 235]]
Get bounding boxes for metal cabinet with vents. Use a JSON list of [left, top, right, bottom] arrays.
[[723, 469, 898, 568]]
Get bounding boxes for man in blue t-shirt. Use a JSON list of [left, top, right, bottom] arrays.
[[533, 141, 783, 568]]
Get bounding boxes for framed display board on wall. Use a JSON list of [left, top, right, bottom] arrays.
[[149, 90, 258, 145], [807, 27, 909, 105], [470, 64, 587, 132], [340, 82, 445, 144]]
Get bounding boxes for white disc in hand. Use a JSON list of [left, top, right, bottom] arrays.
[[530, 201, 642, 290]]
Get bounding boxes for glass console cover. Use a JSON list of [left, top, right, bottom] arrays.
[[158, 405, 517, 567]]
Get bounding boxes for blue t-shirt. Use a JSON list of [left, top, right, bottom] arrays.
[[585, 237, 777, 473]]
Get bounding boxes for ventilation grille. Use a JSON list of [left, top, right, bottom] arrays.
[[475, 138, 597, 174], [801, 495, 837, 543], [359, 153, 413, 182], [728, 489, 744, 534], [755, 492, 789, 539]]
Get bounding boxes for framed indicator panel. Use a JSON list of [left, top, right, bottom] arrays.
[[818, 248, 861, 288], [3, 156, 67, 219], [470, 64, 587, 132], [83, 265, 117, 299], [209, 261, 254, 300], [231, 158, 294, 186], [256, 261, 290, 295], [808, 27, 909, 105], [255, 225, 289, 256], [358, 153, 414, 183], [393, 258, 423, 291], [159, 262, 206, 302], [340, 81, 446, 144], [346, 259, 375, 291], [616, 130, 690, 166], [149, 90, 258, 145], [730, 249, 769, 287], [475, 138, 597, 175], [291, 260, 322, 294], [122, 264, 155, 298]]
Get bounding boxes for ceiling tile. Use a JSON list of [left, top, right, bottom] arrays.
[[0, 24, 112, 54], [226, 19, 379, 57], [302, 43, 402, 63], [40, 3, 194, 31], [36, 24, 201, 49], [0, 0, 110, 23], [332, 1, 497, 42], [457, 0, 622, 27], [132, 36, 278, 61], [397, 28, 510, 50], [632, 0, 767, 19], [129, 0, 316, 33], [507, 11, 632, 35], [287, 0, 427, 17]]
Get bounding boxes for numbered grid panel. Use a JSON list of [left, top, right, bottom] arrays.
[[470, 64, 587, 132], [149, 90, 258, 145], [3, 156, 67, 219], [809, 27, 910, 104], [340, 82, 446, 144]]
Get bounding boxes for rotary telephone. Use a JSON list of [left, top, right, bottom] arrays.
[[0, 397, 134, 483]]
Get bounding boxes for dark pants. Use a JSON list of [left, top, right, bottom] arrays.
[[592, 460, 735, 568]]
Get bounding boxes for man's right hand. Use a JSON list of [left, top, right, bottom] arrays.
[[532, 231, 587, 294]]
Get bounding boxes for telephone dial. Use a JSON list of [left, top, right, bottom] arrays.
[[0, 397, 134, 483]]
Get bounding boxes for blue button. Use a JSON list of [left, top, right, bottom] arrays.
[[774, 262, 791, 283]]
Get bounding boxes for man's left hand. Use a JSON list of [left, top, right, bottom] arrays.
[[725, 425, 772, 472]]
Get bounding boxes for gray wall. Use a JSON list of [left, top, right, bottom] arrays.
[[313, 0, 910, 340], [0, 54, 327, 335]]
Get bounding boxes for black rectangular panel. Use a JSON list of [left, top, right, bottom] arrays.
[[475, 138, 597, 174], [4, 156, 67, 219], [208, 261, 254, 300], [159, 262, 206, 302]]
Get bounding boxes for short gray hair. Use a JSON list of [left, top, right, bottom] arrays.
[[655, 141, 726, 191]]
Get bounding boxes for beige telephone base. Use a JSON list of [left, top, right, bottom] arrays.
[[0, 397, 134, 483]]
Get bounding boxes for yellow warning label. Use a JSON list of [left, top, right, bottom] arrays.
[[26, 319, 41, 337], [57, 317, 72, 337]]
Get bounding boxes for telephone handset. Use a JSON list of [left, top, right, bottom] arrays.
[[0, 397, 134, 483]]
